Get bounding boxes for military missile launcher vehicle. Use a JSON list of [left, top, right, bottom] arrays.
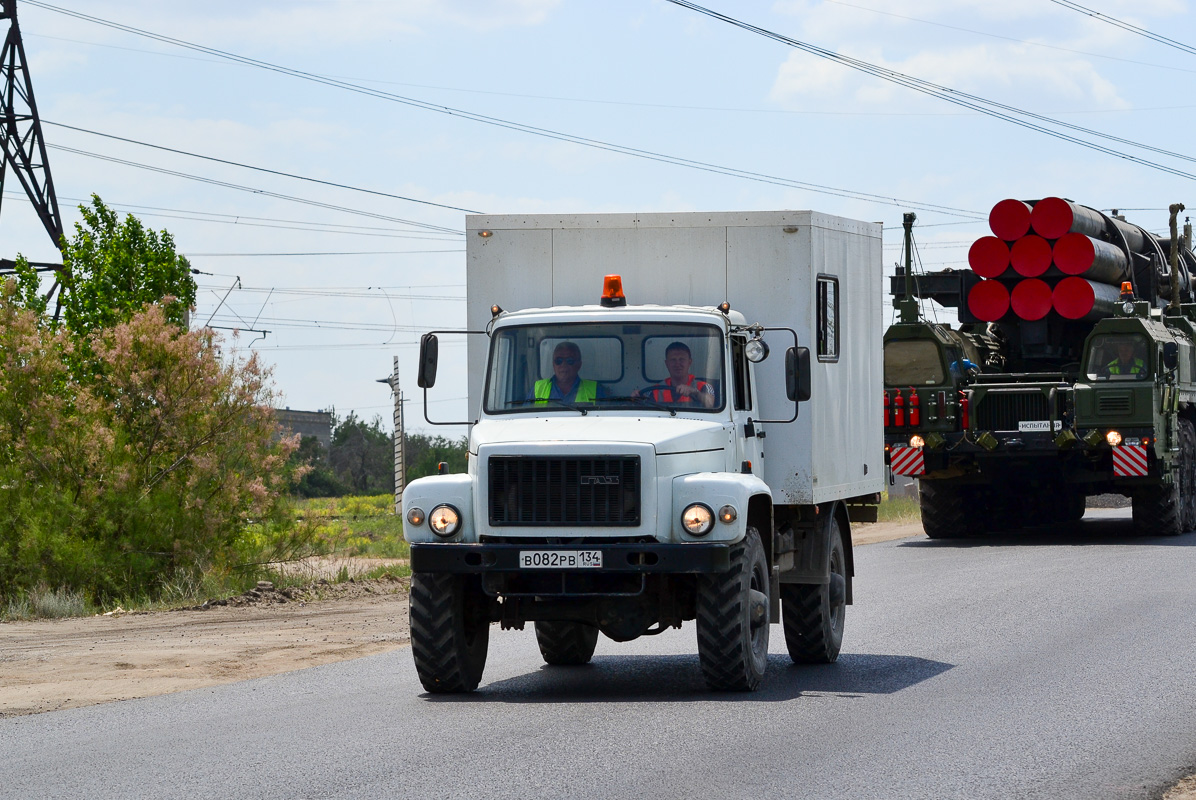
[[884, 200, 1196, 537]]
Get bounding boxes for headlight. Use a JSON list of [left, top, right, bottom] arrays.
[[909, 434, 925, 448], [428, 504, 461, 537], [1106, 430, 1123, 446], [405, 507, 425, 527], [681, 503, 714, 536], [718, 504, 738, 524]]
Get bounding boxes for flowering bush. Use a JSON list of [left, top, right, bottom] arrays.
[[0, 281, 301, 602]]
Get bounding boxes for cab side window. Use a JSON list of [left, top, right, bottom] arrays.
[[731, 336, 752, 411]]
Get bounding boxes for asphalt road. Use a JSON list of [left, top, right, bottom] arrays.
[[6, 507, 1196, 800]]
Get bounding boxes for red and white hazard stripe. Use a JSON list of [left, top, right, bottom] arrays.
[[1113, 444, 1149, 477], [890, 445, 925, 476]]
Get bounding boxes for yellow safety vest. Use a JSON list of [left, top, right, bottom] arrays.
[[534, 379, 598, 403], [1107, 357, 1145, 375]]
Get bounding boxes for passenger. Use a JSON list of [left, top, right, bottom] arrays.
[[635, 341, 716, 408], [529, 342, 604, 404], [1106, 341, 1145, 377]]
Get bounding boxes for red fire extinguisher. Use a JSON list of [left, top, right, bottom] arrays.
[[959, 389, 970, 430], [908, 388, 920, 426], [883, 390, 890, 427], [893, 390, 905, 427]]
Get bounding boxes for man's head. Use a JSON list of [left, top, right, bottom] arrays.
[[552, 342, 582, 389], [664, 342, 693, 383], [1117, 341, 1136, 363]]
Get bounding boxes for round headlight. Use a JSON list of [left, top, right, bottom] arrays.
[[428, 504, 461, 537], [909, 434, 926, 448], [745, 338, 770, 363], [405, 507, 425, 527], [1122, 300, 1134, 315], [1106, 430, 1123, 447], [718, 504, 738, 524], [682, 503, 714, 536]]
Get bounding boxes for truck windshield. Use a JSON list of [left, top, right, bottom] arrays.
[[884, 339, 946, 385], [485, 322, 725, 414], [1085, 333, 1150, 381]]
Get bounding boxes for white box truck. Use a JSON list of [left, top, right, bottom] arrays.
[[404, 210, 883, 692]]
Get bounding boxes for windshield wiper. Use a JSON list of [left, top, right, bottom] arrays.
[[507, 398, 588, 415], [606, 395, 677, 416]]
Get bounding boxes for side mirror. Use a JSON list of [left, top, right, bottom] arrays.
[[1163, 341, 1179, 371], [417, 333, 439, 388], [786, 346, 812, 402]]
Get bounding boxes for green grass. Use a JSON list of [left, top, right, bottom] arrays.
[[2, 585, 92, 621], [874, 490, 922, 524]]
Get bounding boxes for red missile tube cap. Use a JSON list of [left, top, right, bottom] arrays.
[[1051, 232, 1098, 275], [1011, 278, 1053, 320], [1030, 196, 1076, 239], [1053, 276, 1096, 320], [1009, 235, 1052, 277], [989, 199, 1033, 241], [967, 280, 1010, 322], [968, 236, 1011, 278]]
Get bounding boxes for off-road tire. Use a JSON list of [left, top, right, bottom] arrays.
[[782, 513, 846, 664], [1180, 419, 1196, 533], [1132, 478, 1182, 537], [919, 481, 984, 539], [534, 621, 599, 666], [695, 527, 769, 692], [409, 572, 490, 693]]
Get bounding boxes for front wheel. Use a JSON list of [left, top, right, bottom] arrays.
[[695, 527, 770, 691], [782, 513, 846, 664], [409, 572, 490, 693]]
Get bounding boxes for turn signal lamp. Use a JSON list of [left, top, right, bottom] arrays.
[[405, 507, 425, 527], [718, 505, 738, 524], [601, 274, 627, 307], [1106, 430, 1123, 447]]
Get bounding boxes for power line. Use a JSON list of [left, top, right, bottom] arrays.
[[186, 249, 463, 257], [1048, 0, 1196, 57], [43, 119, 484, 216], [23, 0, 985, 220], [48, 143, 465, 233], [665, 1, 1196, 181]]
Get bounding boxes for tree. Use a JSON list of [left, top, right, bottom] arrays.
[[328, 412, 394, 495], [289, 435, 349, 498], [404, 433, 468, 483], [14, 195, 196, 335]]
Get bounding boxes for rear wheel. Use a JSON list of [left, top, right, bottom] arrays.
[[534, 621, 599, 666], [782, 514, 846, 664], [409, 572, 490, 693], [695, 527, 769, 691], [1132, 479, 1182, 537], [919, 481, 985, 538]]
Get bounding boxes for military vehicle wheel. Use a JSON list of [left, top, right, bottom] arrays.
[[1061, 490, 1087, 523], [782, 513, 846, 664], [534, 621, 599, 666], [1180, 419, 1196, 533], [1132, 479, 1182, 537], [919, 481, 985, 538], [695, 526, 769, 691], [410, 572, 490, 693]]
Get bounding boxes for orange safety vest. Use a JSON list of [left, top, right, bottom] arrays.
[[651, 376, 711, 403]]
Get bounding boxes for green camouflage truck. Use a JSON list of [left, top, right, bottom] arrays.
[[884, 201, 1196, 537]]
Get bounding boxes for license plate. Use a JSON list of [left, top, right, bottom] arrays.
[[518, 550, 603, 569]]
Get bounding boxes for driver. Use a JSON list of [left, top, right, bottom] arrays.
[[635, 341, 716, 408], [529, 341, 604, 404], [1106, 340, 1145, 377]]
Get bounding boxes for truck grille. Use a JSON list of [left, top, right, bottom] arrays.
[[488, 456, 641, 527], [976, 391, 1051, 431]]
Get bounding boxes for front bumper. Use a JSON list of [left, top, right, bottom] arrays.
[[410, 542, 732, 574]]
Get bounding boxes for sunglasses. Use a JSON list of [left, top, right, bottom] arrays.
[[554, 357, 578, 366]]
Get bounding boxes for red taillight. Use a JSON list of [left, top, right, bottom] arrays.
[[893, 390, 905, 427], [908, 387, 920, 426], [959, 390, 970, 430], [883, 390, 890, 427]]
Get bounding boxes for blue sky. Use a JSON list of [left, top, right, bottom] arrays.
[[7, 0, 1194, 431]]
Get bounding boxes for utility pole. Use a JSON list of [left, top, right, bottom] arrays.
[[377, 356, 405, 515], [0, 0, 66, 314]]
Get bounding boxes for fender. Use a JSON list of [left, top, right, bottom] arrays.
[[670, 472, 771, 543], [401, 473, 475, 543], [780, 501, 855, 604]]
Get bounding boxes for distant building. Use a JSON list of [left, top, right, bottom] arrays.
[[275, 408, 333, 451]]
